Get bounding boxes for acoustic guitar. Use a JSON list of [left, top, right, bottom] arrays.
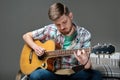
[[20, 40, 115, 75]]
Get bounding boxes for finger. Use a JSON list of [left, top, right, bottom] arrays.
[[74, 51, 82, 62], [74, 51, 77, 57], [35, 49, 41, 56], [81, 49, 85, 55], [74, 51, 79, 59], [40, 47, 45, 51], [77, 50, 82, 56], [35, 48, 44, 56], [74, 51, 82, 59], [82, 49, 88, 56]]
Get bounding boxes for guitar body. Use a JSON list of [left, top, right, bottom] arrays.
[[20, 40, 56, 75]]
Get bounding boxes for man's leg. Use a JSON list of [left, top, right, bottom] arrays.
[[89, 69, 102, 80], [29, 69, 69, 80], [70, 69, 102, 80], [29, 69, 57, 80]]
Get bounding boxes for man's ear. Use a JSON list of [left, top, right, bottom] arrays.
[[68, 12, 73, 20]]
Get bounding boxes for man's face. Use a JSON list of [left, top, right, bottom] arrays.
[[54, 13, 73, 35]]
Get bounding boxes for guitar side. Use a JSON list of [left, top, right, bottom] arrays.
[[20, 40, 55, 75]]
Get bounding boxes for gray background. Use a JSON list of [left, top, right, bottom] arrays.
[[0, 0, 120, 80]]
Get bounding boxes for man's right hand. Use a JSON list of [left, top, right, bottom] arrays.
[[23, 32, 46, 56], [33, 45, 45, 56]]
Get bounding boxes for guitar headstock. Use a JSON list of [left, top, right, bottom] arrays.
[[92, 43, 115, 54]]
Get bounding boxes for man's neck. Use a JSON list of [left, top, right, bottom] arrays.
[[66, 24, 76, 36]]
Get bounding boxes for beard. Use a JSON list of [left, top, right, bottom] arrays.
[[61, 31, 69, 35], [60, 26, 73, 35]]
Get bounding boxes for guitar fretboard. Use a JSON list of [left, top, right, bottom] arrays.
[[45, 48, 91, 57]]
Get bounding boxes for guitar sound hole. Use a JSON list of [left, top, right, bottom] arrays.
[[38, 55, 44, 60], [38, 53, 46, 60]]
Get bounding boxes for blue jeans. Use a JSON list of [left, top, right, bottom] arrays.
[[29, 69, 102, 80]]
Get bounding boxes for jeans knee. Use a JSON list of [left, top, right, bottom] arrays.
[[29, 69, 45, 80], [91, 70, 102, 80], [29, 74, 38, 80], [29, 69, 55, 80]]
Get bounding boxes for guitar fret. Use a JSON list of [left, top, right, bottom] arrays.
[[46, 48, 90, 57]]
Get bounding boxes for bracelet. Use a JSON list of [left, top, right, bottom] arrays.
[[83, 52, 90, 68]]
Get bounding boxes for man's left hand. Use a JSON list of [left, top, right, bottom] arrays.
[[74, 49, 89, 65]]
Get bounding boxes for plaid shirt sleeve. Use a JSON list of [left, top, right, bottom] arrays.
[[81, 27, 91, 48], [75, 27, 91, 49], [32, 24, 58, 42]]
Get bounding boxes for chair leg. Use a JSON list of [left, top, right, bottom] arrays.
[[15, 70, 22, 80], [21, 75, 28, 80], [16, 70, 29, 80]]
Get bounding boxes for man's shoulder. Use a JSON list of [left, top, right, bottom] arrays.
[[77, 26, 90, 33], [77, 26, 91, 38]]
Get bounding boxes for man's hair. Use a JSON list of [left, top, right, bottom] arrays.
[[48, 3, 70, 21]]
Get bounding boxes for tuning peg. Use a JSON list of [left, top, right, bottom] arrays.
[[108, 43, 112, 47], [101, 51, 104, 54], [103, 43, 107, 46], [108, 43, 112, 45], [106, 51, 109, 54], [96, 51, 99, 54], [97, 43, 100, 46], [101, 44, 104, 48], [107, 44, 109, 48]]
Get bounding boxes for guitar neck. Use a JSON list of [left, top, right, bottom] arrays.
[[46, 48, 91, 57]]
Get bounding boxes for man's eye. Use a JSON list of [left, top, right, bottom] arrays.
[[63, 21, 67, 24]]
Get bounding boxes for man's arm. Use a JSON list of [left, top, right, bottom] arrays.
[[84, 56, 92, 69], [23, 32, 45, 56]]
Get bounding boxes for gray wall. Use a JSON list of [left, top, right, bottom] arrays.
[[0, 0, 119, 80]]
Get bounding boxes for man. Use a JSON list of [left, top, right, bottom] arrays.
[[23, 2, 102, 80]]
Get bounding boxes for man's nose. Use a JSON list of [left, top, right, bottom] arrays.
[[60, 24, 65, 30]]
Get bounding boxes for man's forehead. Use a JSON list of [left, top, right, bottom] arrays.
[[54, 15, 67, 24]]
